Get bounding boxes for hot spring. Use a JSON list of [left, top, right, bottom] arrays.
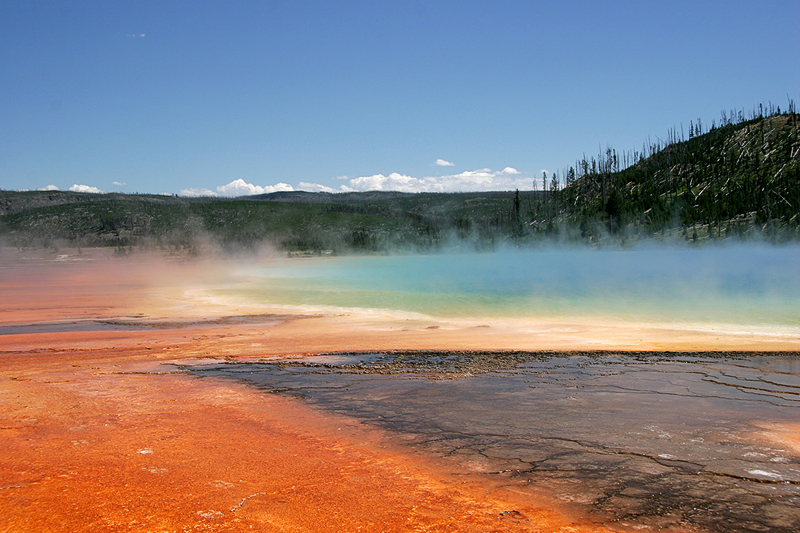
[[214, 244, 800, 328]]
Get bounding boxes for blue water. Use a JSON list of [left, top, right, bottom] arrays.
[[229, 245, 800, 326]]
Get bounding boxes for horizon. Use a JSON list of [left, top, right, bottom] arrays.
[[2, 1, 799, 197]]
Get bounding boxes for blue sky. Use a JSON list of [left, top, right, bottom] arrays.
[[2, 0, 799, 196]]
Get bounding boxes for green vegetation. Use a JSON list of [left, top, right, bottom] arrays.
[[2, 104, 798, 254]]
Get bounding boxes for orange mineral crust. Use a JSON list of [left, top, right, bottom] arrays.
[[1, 357, 605, 533], [0, 251, 619, 532]]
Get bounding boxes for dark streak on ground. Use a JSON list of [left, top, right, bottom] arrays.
[[183, 350, 800, 533]]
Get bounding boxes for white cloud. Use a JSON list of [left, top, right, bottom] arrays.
[[435, 159, 455, 167], [180, 179, 296, 198], [69, 184, 104, 194], [342, 167, 531, 193], [347, 172, 422, 192], [215, 179, 294, 197], [179, 187, 217, 197], [298, 182, 339, 193], [38, 184, 59, 191], [112, 181, 127, 186]]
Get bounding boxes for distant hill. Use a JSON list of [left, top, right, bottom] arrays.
[[2, 106, 798, 253], [0, 189, 532, 253]]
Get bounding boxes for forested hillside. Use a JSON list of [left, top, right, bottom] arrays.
[[2, 105, 798, 253], [539, 105, 800, 241]]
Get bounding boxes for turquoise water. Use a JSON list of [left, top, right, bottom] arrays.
[[229, 245, 800, 326]]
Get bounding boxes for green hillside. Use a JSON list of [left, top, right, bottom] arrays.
[[547, 109, 800, 242]]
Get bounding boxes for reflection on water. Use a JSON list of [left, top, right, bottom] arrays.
[[223, 246, 800, 326], [189, 352, 800, 532]]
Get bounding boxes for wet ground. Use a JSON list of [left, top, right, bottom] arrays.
[[187, 351, 800, 533]]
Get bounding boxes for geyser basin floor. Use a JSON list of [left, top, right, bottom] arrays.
[[190, 351, 800, 533], [2, 248, 800, 532]]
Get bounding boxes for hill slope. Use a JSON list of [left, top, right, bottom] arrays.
[[550, 112, 800, 241]]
